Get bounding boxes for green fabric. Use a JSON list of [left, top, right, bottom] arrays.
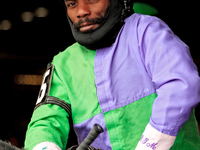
[[50, 43, 101, 124], [103, 93, 157, 150], [25, 43, 100, 150], [25, 43, 101, 150], [171, 109, 200, 150], [103, 92, 200, 150], [133, 2, 159, 16], [24, 104, 70, 150]]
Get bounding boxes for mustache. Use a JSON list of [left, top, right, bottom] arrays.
[[73, 16, 105, 31]]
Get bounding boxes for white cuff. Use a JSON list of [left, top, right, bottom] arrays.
[[33, 142, 61, 150], [135, 124, 176, 150]]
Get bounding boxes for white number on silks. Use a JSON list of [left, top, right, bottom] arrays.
[[36, 69, 51, 105]]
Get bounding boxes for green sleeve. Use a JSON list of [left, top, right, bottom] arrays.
[[24, 104, 70, 150], [24, 62, 71, 150]]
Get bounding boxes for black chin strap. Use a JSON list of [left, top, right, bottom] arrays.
[[121, 0, 134, 23], [59, 0, 134, 50]]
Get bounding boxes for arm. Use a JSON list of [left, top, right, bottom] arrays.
[[135, 16, 200, 149], [24, 64, 71, 150], [25, 104, 70, 150]]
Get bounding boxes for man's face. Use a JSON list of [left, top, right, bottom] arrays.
[[65, 0, 109, 33]]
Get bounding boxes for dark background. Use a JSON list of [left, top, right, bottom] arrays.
[[0, 0, 199, 148]]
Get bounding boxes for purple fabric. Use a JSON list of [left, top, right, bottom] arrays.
[[94, 13, 200, 136], [95, 33, 155, 113], [73, 113, 112, 150]]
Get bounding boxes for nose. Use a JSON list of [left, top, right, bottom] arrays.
[[76, 1, 91, 18]]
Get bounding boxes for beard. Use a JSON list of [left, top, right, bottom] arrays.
[[73, 7, 109, 33]]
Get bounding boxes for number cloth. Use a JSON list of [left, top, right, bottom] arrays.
[[24, 14, 200, 150]]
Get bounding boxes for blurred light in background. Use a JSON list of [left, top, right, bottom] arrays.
[[35, 7, 49, 18], [21, 7, 49, 22], [21, 12, 34, 22], [14, 74, 43, 85], [0, 20, 12, 30], [0, 7, 49, 30]]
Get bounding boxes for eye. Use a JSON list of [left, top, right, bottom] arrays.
[[65, 1, 76, 8]]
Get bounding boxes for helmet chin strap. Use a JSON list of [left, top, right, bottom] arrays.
[[121, 0, 134, 22], [62, 0, 134, 50]]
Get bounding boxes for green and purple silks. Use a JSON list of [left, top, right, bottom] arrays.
[[25, 13, 200, 150]]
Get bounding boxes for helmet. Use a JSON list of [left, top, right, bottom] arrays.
[[59, 0, 134, 49]]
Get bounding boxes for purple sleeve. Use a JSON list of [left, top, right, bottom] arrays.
[[138, 16, 200, 136]]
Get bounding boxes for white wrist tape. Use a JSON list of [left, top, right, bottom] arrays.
[[135, 124, 176, 150], [33, 142, 61, 150]]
